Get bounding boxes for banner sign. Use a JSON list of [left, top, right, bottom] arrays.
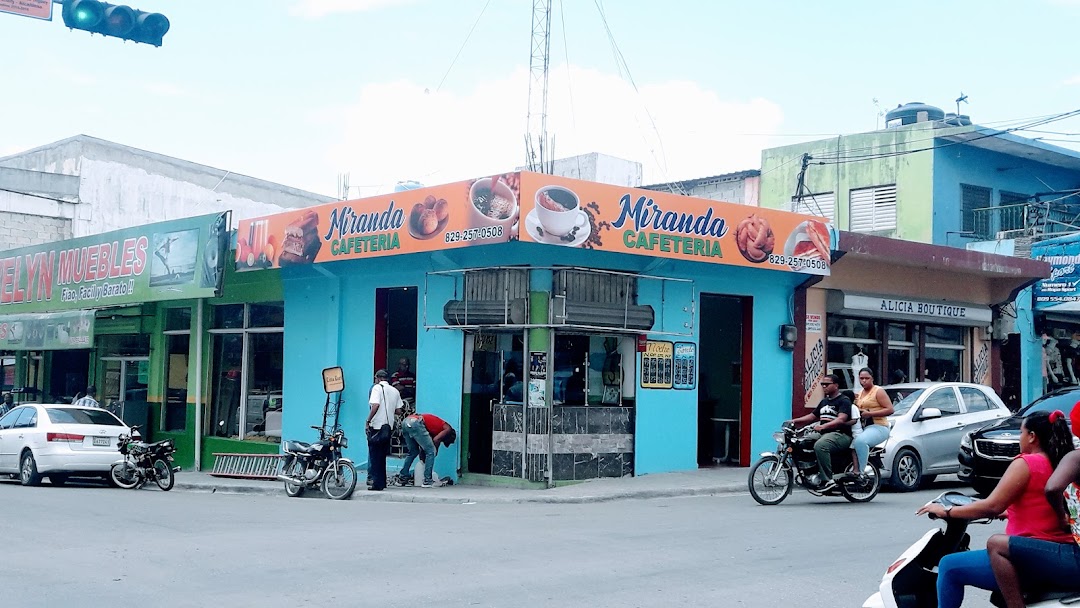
[[236, 172, 831, 276], [1032, 233, 1080, 312], [0, 0, 52, 20], [0, 212, 229, 315], [0, 310, 94, 350]]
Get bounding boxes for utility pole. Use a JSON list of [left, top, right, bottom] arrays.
[[525, 0, 552, 173]]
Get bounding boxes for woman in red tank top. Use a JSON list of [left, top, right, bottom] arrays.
[[989, 406, 1080, 608], [916, 410, 1075, 608]]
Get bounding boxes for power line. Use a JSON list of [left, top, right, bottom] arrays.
[[810, 109, 1080, 166], [434, 0, 493, 93]]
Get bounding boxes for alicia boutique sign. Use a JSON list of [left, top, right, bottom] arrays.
[[827, 292, 992, 326]]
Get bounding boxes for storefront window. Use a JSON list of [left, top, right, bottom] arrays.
[[887, 323, 915, 385], [165, 308, 192, 332], [2, 355, 15, 392], [163, 334, 190, 431], [551, 334, 634, 405], [208, 303, 284, 440], [924, 324, 967, 382], [826, 316, 882, 391]]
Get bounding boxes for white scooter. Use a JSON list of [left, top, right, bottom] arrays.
[[863, 491, 1080, 608]]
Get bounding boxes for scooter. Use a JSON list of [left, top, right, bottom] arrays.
[[863, 491, 1080, 608]]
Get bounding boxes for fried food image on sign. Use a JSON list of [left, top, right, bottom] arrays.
[[735, 214, 775, 263], [410, 196, 449, 236], [279, 211, 321, 265], [792, 220, 830, 261]]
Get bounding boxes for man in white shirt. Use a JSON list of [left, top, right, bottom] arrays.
[[73, 385, 100, 408], [366, 369, 402, 491]]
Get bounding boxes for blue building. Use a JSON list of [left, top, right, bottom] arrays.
[[237, 172, 835, 483]]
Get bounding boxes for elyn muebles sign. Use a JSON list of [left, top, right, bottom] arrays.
[[0, 212, 229, 314]]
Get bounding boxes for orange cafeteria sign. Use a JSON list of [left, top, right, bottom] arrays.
[[235, 171, 831, 276], [0, 0, 52, 20]]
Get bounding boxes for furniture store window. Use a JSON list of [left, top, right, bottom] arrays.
[[924, 324, 966, 382], [849, 185, 897, 233], [162, 307, 191, 432], [208, 303, 284, 441], [826, 316, 882, 391]]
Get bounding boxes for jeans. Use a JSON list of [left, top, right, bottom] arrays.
[[813, 431, 851, 480], [1009, 536, 1080, 589], [367, 426, 391, 490], [937, 549, 998, 608], [399, 417, 437, 484], [852, 424, 889, 469]]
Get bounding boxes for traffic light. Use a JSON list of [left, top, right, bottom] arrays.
[[61, 0, 170, 47]]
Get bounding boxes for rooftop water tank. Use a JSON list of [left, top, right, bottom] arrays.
[[942, 113, 973, 127], [885, 102, 946, 128], [394, 180, 424, 192]]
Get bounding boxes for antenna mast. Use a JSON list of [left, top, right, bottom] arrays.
[[525, 0, 552, 173]]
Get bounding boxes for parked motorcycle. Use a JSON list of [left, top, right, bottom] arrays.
[[276, 425, 357, 500], [110, 426, 179, 491], [748, 422, 883, 505], [863, 491, 1078, 607]]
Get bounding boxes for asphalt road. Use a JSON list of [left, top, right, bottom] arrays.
[[0, 477, 1000, 608]]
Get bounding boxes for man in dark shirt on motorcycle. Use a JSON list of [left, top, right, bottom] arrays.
[[787, 373, 853, 493]]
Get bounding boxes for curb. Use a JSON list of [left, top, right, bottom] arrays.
[[173, 480, 749, 504]]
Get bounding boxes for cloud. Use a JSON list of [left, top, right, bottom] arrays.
[[288, 0, 414, 18], [323, 64, 783, 196], [1065, 75, 1080, 86], [143, 82, 189, 97]]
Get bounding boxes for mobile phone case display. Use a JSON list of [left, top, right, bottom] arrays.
[[640, 340, 674, 389], [673, 342, 697, 390]]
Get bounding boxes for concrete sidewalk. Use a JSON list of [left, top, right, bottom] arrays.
[[173, 467, 751, 504]]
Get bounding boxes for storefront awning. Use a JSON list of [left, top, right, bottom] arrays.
[[830, 231, 1050, 306]]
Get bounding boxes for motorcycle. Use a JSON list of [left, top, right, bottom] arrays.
[[863, 491, 1079, 608], [110, 426, 179, 491], [276, 425, 357, 500], [748, 422, 883, 505]]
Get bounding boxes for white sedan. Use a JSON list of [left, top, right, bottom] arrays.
[[876, 382, 1012, 492], [0, 404, 131, 486]]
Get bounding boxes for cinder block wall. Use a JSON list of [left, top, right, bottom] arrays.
[[0, 210, 72, 248]]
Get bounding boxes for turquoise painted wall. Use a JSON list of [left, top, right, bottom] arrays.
[[280, 242, 806, 478], [932, 145, 1080, 246]]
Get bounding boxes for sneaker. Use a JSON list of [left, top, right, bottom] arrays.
[[420, 482, 434, 488], [819, 480, 838, 493]]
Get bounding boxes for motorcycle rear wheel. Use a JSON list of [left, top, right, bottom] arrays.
[[322, 460, 357, 500], [748, 455, 793, 505], [283, 462, 306, 497], [840, 462, 881, 503], [110, 462, 140, 490], [153, 459, 175, 491]]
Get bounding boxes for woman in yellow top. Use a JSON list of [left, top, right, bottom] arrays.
[[851, 367, 894, 477]]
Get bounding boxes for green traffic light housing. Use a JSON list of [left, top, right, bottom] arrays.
[[61, 0, 170, 47]]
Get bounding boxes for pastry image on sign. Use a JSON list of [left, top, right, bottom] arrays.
[[735, 214, 775, 263], [409, 195, 450, 240], [279, 211, 322, 265], [784, 220, 831, 263]]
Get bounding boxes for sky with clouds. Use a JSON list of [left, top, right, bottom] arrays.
[[2, 0, 1079, 199]]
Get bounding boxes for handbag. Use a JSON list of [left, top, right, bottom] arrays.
[[366, 384, 393, 443]]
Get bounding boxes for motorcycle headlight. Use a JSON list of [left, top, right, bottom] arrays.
[[772, 431, 785, 443], [339, 436, 348, 449], [960, 432, 973, 450]]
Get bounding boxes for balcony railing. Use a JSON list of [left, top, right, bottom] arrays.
[[971, 195, 1080, 241]]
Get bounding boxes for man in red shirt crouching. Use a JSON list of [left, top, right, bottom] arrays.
[[399, 412, 456, 487]]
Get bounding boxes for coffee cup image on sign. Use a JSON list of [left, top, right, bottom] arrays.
[[469, 177, 518, 229], [151, 229, 199, 287], [532, 185, 588, 238]]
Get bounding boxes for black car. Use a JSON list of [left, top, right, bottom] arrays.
[[958, 386, 1080, 496]]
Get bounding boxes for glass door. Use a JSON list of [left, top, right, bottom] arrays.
[[100, 357, 150, 417]]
